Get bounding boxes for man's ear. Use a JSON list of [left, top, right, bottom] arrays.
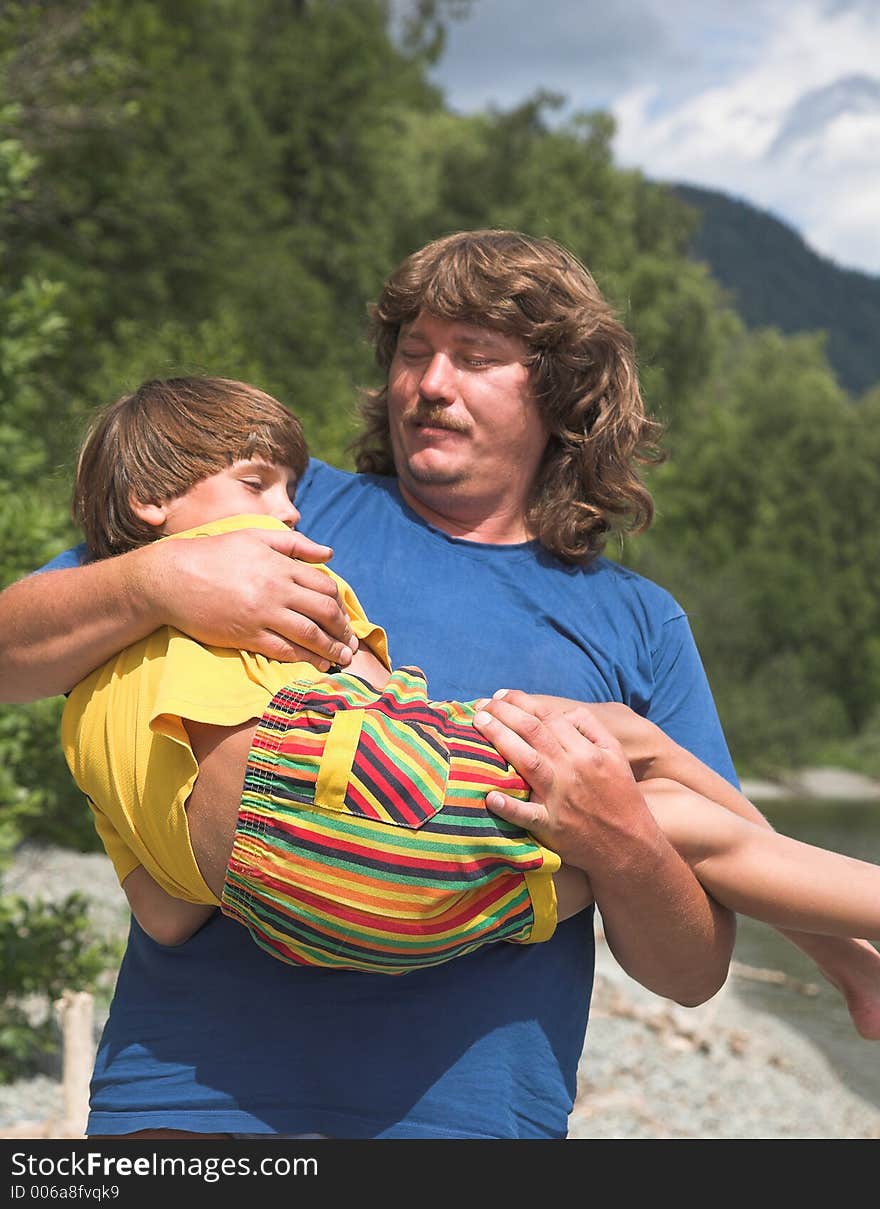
[[130, 497, 168, 530]]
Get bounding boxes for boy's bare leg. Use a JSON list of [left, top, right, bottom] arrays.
[[641, 778, 880, 938], [477, 693, 880, 1039], [642, 777, 880, 1036], [553, 865, 594, 920]]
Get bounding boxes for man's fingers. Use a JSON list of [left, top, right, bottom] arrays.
[[472, 701, 562, 794], [489, 688, 555, 720], [162, 528, 361, 669], [475, 696, 564, 756], [265, 541, 345, 599], [226, 531, 360, 664], [250, 532, 361, 656], [491, 691, 617, 753], [251, 530, 359, 633], [486, 791, 547, 833], [273, 609, 356, 667], [255, 526, 334, 566], [257, 632, 337, 672]]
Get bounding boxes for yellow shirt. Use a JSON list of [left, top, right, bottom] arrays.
[[61, 514, 390, 905]]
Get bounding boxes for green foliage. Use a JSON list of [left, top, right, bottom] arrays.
[[0, 0, 447, 468], [719, 665, 848, 779], [0, 698, 101, 852], [0, 892, 117, 1083], [630, 320, 880, 777], [0, 113, 110, 1080], [815, 708, 880, 780]]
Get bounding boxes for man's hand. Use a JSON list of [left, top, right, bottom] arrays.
[[0, 525, 362, 703], [473, 691, 735, 1006], [148, 526, 359, 670], [473, 693, 644, 869]]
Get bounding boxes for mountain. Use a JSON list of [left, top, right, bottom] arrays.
[[671, 183, 880, 397]]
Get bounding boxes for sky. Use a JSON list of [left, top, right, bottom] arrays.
[[417, 0, 880, 276]]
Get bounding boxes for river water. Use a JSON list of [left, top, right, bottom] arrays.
[[730, 798, 880, 1110]]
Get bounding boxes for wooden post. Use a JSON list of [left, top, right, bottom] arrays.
[[53, 989, 95, 1138]]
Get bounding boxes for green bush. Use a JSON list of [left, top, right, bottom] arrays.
[[0, 700, 103, 853], [813, 709, 880, 781], [0, 892, 119, 1083], [713, 653, 850, 779]]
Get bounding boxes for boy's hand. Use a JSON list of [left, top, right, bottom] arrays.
[[146, 526, 359, 670]]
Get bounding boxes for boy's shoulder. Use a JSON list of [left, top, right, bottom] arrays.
[[163, 514, 289, 542], [35, 515, 292, 573]]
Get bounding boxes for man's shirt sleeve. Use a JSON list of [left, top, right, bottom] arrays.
[[33, 543, 88, 573], [647, 612, 739, 788]]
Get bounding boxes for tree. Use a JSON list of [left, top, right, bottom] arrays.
[[0, 121, 113, 1080], [637, 326, 880, 768]]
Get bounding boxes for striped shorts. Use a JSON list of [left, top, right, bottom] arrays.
[[220, 667, 561, 974]]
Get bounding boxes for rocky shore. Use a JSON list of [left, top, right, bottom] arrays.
[[739, 767, 880, 804], [572, 766, 880, 1139], [571, 935, 880, 1139], [3, 833, 880, 1141]]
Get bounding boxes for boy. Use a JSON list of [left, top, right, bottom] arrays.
[[63, 376, 880, 979]]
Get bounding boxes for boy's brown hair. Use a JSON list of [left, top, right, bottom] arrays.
[[72, 376, 308, 560]]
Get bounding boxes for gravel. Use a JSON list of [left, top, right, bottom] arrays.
[[572, 940, 880, 1139], [3, 844, 879, 1140]]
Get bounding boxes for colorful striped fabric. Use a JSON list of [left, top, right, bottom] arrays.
[[221, 667, 560, 974]]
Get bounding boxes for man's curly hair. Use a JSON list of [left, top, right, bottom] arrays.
[[354, 229, 664, 564]]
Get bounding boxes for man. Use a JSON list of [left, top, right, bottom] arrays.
[[0, 229, 736, 1138]]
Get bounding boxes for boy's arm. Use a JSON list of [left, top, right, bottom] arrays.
[[83, 785, 216, 947], [0, 527, 358, 702], [122, 866, 216, 947]]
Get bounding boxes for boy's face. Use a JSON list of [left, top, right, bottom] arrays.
[[158, 460, 300, 535]]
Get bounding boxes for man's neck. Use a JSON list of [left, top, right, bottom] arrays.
[[397, 481, 533, 545]]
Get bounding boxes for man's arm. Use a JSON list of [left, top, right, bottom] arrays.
[[474, 698, 735, 1006], [0, 527, 358, 702]]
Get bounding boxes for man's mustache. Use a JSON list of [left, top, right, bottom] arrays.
[[406, 409, 470, 434]]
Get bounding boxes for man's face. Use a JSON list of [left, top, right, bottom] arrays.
[[387, 312, 549, 523]]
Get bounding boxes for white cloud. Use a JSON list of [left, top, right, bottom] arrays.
[[611, 2, 880, 271], [777, 110, 880, 267], [423, 0, 880, 274]]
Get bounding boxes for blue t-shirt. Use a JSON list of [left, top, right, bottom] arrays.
[[47, 460, 737, 1138]]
